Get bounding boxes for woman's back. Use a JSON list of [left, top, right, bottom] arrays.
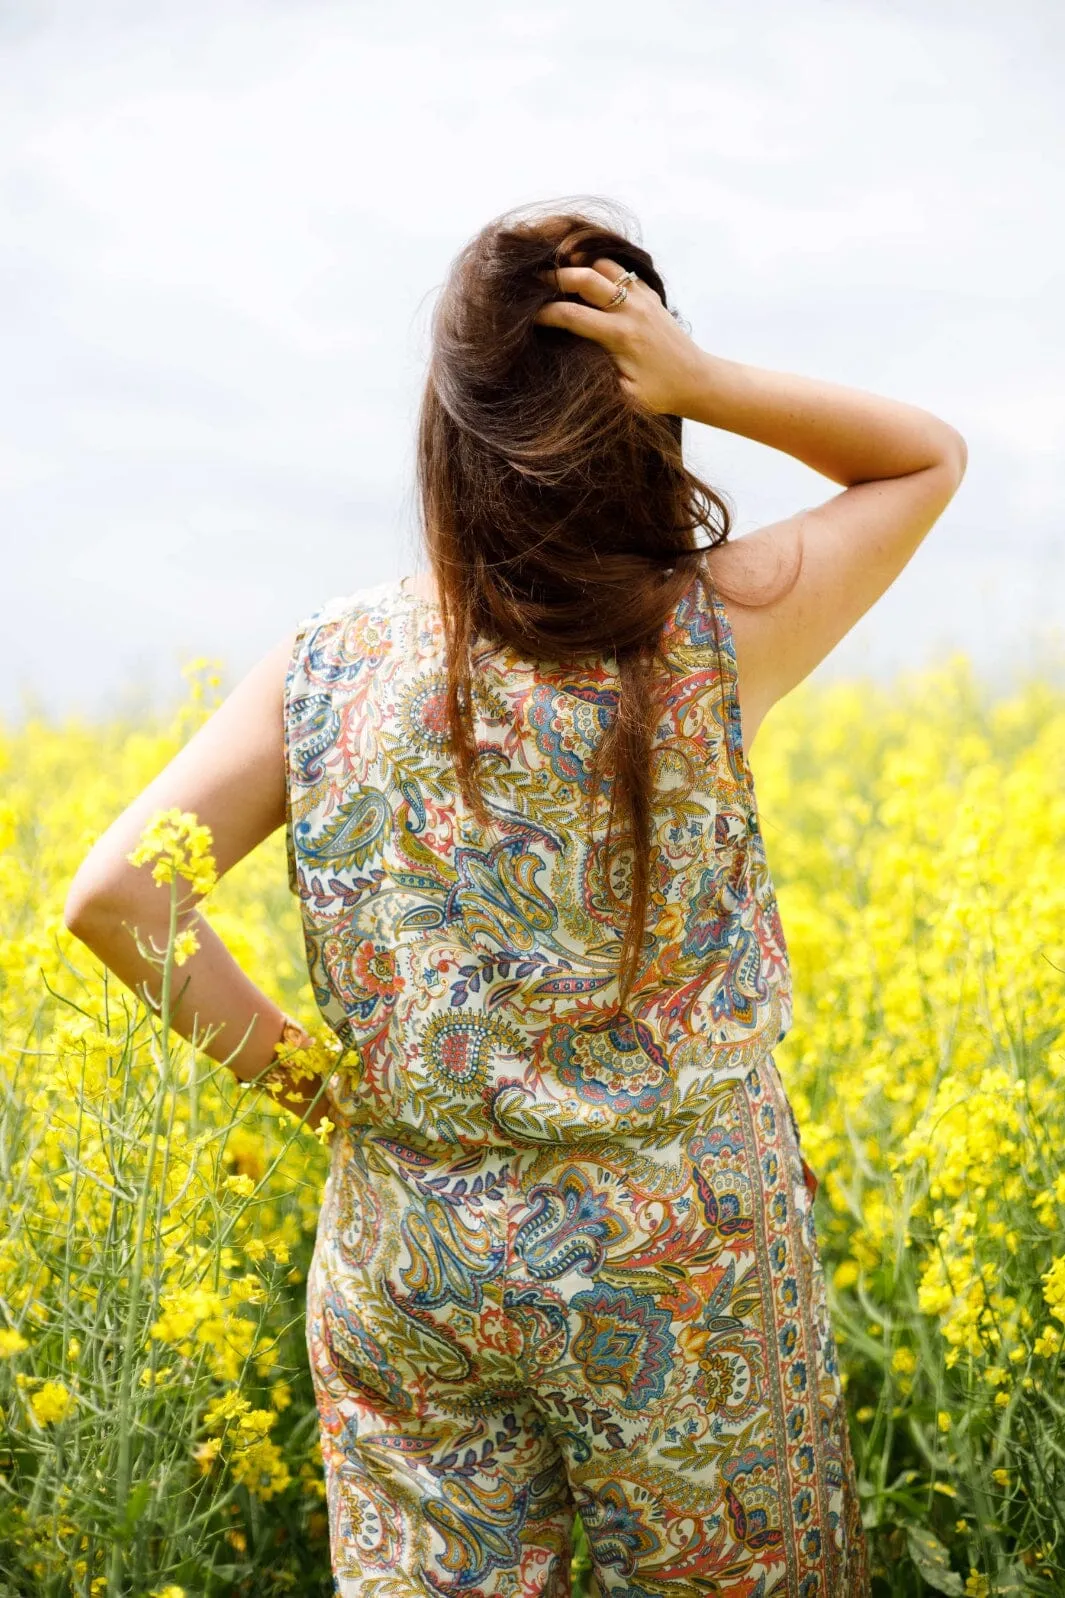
[[64, 203, 972, 1597], [286, 564, 791, 1152]]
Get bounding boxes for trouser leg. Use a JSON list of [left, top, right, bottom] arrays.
[[505, 1059, 869, 1595], [306, 1131, 577, 1596]]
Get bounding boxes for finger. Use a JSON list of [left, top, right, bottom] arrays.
[[589, 256, 632, 286], [591, 257, 654, 309], [533, 297, 622, 346], [536, 264, 625, 311]]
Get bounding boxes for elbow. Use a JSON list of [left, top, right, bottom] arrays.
[[940, 425, 968, 489], [64, 864, 167, 947], [63, 888, 99, 941], [64, 847, 149, 939], [63, 878, 122, 941]]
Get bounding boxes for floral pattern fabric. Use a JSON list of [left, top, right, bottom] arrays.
[[285, 571, 869, 1594], [283, 570, 791, 1151]]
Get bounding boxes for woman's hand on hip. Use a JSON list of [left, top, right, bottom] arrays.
[[533, 256, 708, 418]]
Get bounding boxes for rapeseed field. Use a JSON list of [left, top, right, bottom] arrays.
[[0, 653, 1062, 1595]]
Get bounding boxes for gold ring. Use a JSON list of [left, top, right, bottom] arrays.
[[605, 269, 637, 309]]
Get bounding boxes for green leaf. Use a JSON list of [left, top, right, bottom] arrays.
[[116, 1477, 152, 1540], [905, 1524, 964, 1595]]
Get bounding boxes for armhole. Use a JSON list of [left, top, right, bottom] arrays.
[[282, 617, 314, 897], [279, 591, 378, 901], [702, 569, 752, 790], [281, 591, 354, 896]]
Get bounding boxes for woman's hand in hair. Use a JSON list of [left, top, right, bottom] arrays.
[[534, 257, 705, 417]]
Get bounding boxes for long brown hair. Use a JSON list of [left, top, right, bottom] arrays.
[[415, 198, 794, 1012]]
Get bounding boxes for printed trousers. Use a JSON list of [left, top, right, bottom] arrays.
[[305, 1053, 870, 1596]]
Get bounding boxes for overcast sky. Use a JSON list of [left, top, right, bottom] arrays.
[[2, 0, 1063, 724]]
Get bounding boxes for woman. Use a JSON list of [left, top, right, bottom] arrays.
[[65, 201, 966, 1596]]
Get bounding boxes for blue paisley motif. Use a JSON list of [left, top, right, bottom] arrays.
[[579, 1479, 663, 1573], [545, 1014, 673, 1115], [424, 1473, 530, 1588], [513, 1165, 631, 1279], [501, 1283, 570, 1364], [527, 681, 618, 793], [288, 692, 340, 785], [296, 788, 389, 870], [570, 1283, 675, 1410], [304, 623, 369, 686], [447, 835, 558, 955], [399, 1198, 504, 1312], [320, 1285, 413, 1414]]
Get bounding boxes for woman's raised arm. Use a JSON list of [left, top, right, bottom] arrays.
[[537, 258, 967, 744]]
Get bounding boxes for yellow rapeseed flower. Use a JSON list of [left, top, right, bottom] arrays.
[[223, 1173, 256, 1198], [30, 1379, 76, 1426], [139, 1365, 174, 1389], [227, 1127, 266, 1181], [1034, 1325, 1064, 1358], [230, 1436, 292, 1501], [126, 808, 218, 896], [172, 926, 200, 966], [203, 1389, 251, 1431], [229, 1273, 266, 1306], [1042, 1256, 1065, 1324], [235, 1407, 277, 1440], [192, 1437, 222, 1476]]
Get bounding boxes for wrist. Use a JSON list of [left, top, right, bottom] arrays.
[[265, 1012, 316, 1091], [233, 1011, 311, 1089], [253, 1014, 336, 1133], [672, 347, 728, 426], [276, 1012, 312, 1053]]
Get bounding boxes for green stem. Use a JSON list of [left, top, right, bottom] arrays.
[[108, 880, 177, 1593]]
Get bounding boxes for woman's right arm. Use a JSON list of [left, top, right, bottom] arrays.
[[679, 352, 966, 489], [679, 352, 967, 738], [535, 261, 967, 744]]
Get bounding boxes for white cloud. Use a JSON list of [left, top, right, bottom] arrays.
[[1, 0, 1062, 716]]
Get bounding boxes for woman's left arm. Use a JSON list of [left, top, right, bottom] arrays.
[[62, 628, 333, 1135]]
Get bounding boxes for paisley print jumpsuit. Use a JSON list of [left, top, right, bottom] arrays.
[[284, 568, 870, 1597]]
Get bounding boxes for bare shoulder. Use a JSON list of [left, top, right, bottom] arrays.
[[702, 532, 799, 752], [701, 450, 965, 751]]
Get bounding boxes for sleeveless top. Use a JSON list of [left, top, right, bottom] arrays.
[[282, 567, 792, 1152]]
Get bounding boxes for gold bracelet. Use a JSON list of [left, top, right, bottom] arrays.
[[237, 1012, 310, 1091], [276, 1013, 310, 1055]]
